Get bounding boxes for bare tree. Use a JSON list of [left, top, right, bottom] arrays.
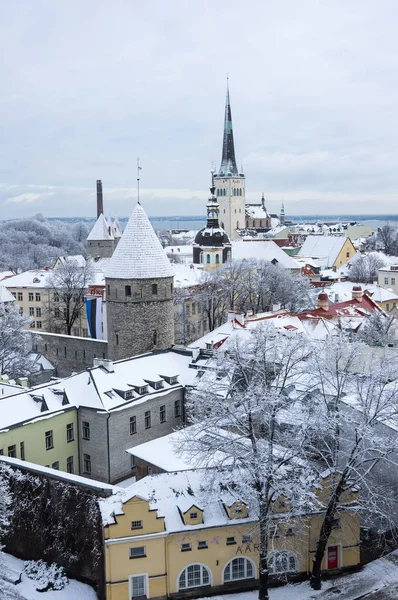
[[0, 302, 36, 378], [349, 252, 387, 283], [307, 337, 398, 589], [177, 326, 315, 600], [194, 270, 229, 331], [357, 312, 396, 347], [377, 225, 397, 256], [46, 259, 94, 335]]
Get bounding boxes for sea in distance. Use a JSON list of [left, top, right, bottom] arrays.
[[52, 214, 398, 232]]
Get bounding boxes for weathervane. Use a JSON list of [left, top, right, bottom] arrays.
[[137, 157, 142, 204]]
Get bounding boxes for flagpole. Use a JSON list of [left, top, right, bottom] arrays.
[[137, 157, 142, 204]]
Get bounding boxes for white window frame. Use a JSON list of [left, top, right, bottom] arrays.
[[268, 551, 297, 574], [129, 573, 149, 599], [177, 563, 212, 591], [223, 557, 256, 582]]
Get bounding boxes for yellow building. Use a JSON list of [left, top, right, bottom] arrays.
[[0, 390, 79, 474], [102, 470, 360, 600], [298, 236, 357, 270]]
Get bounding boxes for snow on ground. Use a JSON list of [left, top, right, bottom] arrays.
[[0, 553, 98, 600], [199, 552, 398, 600]]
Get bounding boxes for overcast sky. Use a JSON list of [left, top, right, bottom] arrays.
[[1, 0, 398, 219]]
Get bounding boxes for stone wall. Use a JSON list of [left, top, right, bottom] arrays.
[[35, 332, 108, 377], [106, 276, 174, 361], [87, 239, 115, 259]]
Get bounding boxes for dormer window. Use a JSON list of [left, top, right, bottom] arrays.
[[190, 511, 198, 520]]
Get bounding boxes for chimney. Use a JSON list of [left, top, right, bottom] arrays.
[[317, 292, 329, 311], [352, 285, 363, 301], [96, 180, 104, 218]]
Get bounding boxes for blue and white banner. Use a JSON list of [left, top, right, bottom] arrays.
[[86, 296, 103, 340]]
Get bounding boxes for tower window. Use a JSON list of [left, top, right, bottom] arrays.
[[107, 284, 110, 295], [216, 254, 220, 264], [233, 188, 236, 196], [224, 189, 226, 196], [223, 209, 225, 214], [125, 285, 131, 297], [200, 252, 203, 264], [240, 189, 242, 196], [206, 254, 210, 264], [153, 330, 157, 345], [116, 333, 119, 345], [151, 283, 158, 295]]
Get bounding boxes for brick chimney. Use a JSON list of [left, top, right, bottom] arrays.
[[352, 285, 363, 301], [317, 291, 329, 311], [96, 179, 104, 218]]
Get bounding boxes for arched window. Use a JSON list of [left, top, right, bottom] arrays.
[[223, 558, 255, 582], [178, 564, 211, 590], [233, 188, 236, 196], [215, 254, 220, 264], [125, 285, 131, 297], [153, 330, 157, 345], [246, 221, 249, 228], [216, 189, 219, 196], [269, 552, 297, 574], [200, 252, 203, 264], [224, 189, 227, 196], [240, 188, 242, 196], [152, 283, 158, 295], [206, 254, 210, 264], [236, 221, 239, 229]]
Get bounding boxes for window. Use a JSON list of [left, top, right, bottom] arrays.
[[269, 552, 297, 574], [66, 423, 74, 442], [35, 293, 41, 302], [386, 303, 390, 311], [151, 283, 158, 295], [130, 575, 146, 598], [125, 285, 131, 297], [82, 421, 90, 440], [181, 543, 192, 552], [73, 327, 79, 336], [226, 536, 236, 545], [54, 293, 59, 302], [285, 527, 295, 536], [178, 565, 211, 590], [36, 321, 42, 329], [346, 251, 350, 258], [385, 277, 389, 285], [392, 278, 396, 285], [242, 534, 252, 543], [130, 455, 136, 469], [54, 307, 60, 318], [331, 518, 341, 530], [144, 411, 151, 429], [224, 558, 254, 582], [147, 466, 153, 475], [36, 307, 41, 317], [8, 445, 16, 458], [215, 254, 220, 264], [130, 416, 136, 435], [67, 456, 74, 474], [129, 546, 146, 559], [28, 293, 34, 302], [0, 449, 3, 455], [192, 302, 196, 315], [174, 399, 181, 418], [83, 453, 91, 474], [20, 442, 25, 460], [186, 304, 190, 317], [206, 254, 210, 264], [52, 461, 59, 470], [29, 307, 34, 316], [160, 405, 166, 423], [18, 292, 23, 301], [198, 541, 208, 549], [131, 520, 143, 530], [190, 512, 198, 520], [115, 333, 119, 346], [107, 284, 110, 295], [45, 430, 53, 450], [82, 328, 89, 337]]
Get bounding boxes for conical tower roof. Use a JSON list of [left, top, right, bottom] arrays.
[[105, 203, 174, 280], [218, 83, 239, 177], [87, 213, 114, 241]]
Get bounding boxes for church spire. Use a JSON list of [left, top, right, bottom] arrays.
[[218, 80, 239, 177]]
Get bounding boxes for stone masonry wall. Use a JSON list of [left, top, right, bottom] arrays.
[[35, 332, 108, 377], [106, 276, 174, 361], [87, 239, 115, 259]]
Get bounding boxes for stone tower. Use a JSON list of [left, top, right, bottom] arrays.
[[87, 213, 116, 259], [213, 82, 245, 240], [105, 202, 175, 361], [193, 176, 231, 270]]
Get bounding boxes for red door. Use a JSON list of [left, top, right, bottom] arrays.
[[328, 546, 339, 569]]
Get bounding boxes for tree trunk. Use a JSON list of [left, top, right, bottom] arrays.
[[310, 479, 344, 589], [258, 504, 269, 600]]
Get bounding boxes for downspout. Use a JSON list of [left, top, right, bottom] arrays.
[[106, 413, 111, 483]]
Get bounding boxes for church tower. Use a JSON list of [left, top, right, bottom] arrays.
[[105, 203, 174, 361], [193, 175, 231, 270], [213, 82, 245, 240]]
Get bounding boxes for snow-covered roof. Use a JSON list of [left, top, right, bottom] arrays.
[[54, 255, 86, 268], [2, 269, 52, 288], [127, 429, 195, 472], [105, 203, 174, 280], [112, 218, 123, 239], [0, 271, 14, 281], [231, 241, 299, 270], [298, 236, 352, 267], [245, 204, 269, 219], [0, 349, 199, 429], [173, 264, 202, 289], [326, 282, 398, 304], [0, 285, 15, 303], [87, 214, 114, 241]]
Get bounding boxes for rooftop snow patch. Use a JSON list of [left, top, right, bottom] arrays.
[[87, 213, 114, 241], [105, 203, 174, 280]]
